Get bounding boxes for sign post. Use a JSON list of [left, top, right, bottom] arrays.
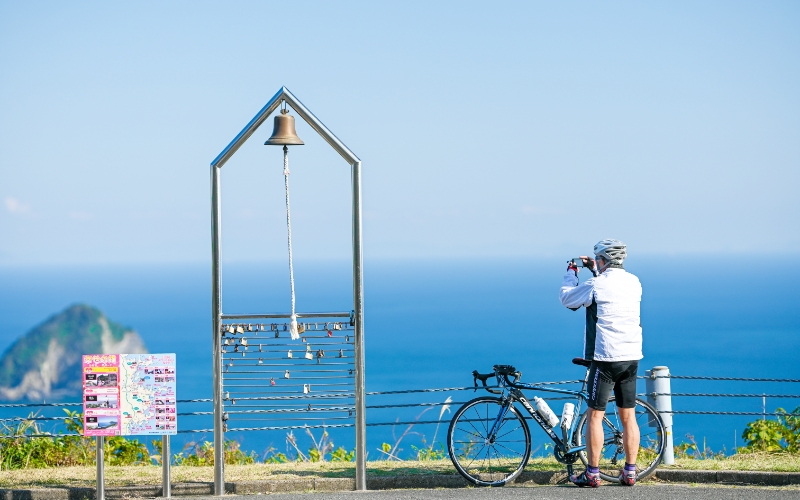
[[83, 354, 177, 498]]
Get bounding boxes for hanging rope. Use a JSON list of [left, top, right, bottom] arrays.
[[283, 145, 299, 340]]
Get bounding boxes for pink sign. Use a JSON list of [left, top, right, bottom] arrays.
[[82, 353, 177, 436], [83, 354, 120, 436]]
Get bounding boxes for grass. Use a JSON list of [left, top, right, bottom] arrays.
[[1, 454, 798, 489], [666, 452, 800, 472]]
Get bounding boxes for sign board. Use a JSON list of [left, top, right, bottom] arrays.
[[83, 353, 177, 436]]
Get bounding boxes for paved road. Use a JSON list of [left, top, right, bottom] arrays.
[[198, 484, 800, 500]]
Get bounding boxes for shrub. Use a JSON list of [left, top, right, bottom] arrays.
[[741, 407, 800, 453]]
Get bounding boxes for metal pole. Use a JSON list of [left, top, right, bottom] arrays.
[[96, 436, 105, 500], [211, 164, 225, 495], [351, 160, 366, 491], [162, 435, 171, 498], [651, 366, 674, 465]]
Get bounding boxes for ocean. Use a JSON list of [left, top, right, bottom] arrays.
[[1, 256, 798, 460]]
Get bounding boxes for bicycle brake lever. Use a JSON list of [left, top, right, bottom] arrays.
[[472, 370, 479, 392]]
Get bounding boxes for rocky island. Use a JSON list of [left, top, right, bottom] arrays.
[[0, 304, 147, 401]]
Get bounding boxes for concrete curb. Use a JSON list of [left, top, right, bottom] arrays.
[[1, 469, 798, 498], [654, 469, 800, 486]]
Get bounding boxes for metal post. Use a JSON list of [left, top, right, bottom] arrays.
[[211, 164, 225, 495], [162, 435, 171, 498], [96, 436, 105, 500], [351, 160, 366, 491], [649, 366, 674, 465]]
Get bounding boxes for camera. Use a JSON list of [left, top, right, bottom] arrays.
[[568, 257, 594, 268]]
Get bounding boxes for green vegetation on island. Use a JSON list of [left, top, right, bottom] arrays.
[[0, 304, 147, 401]]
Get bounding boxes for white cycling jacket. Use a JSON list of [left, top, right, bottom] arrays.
[[559, 267, 643, 362]]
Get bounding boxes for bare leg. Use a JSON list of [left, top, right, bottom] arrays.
[[619, 407, 639, 464], [585, 408, 606, 467]]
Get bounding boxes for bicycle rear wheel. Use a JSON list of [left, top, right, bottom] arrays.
[[447, 396, 531, 486], [573, 397, 665, 482]]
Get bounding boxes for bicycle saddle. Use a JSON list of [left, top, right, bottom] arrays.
[[572, 358, 591, 367]]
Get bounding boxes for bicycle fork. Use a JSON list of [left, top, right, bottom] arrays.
[[485, 398, 514, 445]]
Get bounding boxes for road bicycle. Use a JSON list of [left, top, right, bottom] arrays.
[[446, 359, 666, 486]]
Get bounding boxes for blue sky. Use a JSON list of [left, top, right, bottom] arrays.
[[1, 1, 798, 264]]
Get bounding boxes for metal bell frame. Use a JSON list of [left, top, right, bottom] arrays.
[[210, 87, 366, 493]]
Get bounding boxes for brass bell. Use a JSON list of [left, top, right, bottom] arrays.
[[264, 108, 304, 146]]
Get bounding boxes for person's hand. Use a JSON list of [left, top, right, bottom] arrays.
[[580, 256, 599, 277], [568, 261, 579, 274]]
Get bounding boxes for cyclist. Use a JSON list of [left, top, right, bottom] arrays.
[[559, 239, 642, 487]]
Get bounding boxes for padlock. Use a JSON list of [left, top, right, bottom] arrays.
[[327, 330, 333, 337], [236, 326, 244, 334], [287, 350, 293, 358], [307, 404, 312, 411], [232, 399, 236, 405], [241, 338, 248, 346], [270, 378, 275, 386], [303, 384, 310, 394], [274, 331, 279, 339], [224, 391, 230, 400], [334, 323, 342, 330], [284, 370, 290, 379], [305, 351, 313, 360], [234, 345, 239, 353], [259, 344, 263, 352], [298, 323, 306, 334], [338, 349, 344, 358], [258, 358, 263, 365], [345, 335, 350, 342]]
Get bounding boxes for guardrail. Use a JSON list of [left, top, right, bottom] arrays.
[[2, 373, 799, 438]]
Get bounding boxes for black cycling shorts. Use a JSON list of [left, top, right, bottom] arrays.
[[586, 360, 639, 410]]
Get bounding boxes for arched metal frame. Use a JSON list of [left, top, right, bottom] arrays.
[[210, 87, 366, 493]]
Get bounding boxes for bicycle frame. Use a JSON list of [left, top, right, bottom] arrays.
[[483, 368, 592, 458]]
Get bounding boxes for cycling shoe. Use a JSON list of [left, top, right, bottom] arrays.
[[570, 471, 600, 488], [620, 471, 636, 486]]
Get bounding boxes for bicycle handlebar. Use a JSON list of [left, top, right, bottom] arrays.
[[473, 365, 521, 394]]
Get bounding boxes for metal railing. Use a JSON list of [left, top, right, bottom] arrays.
[[2, 370, 799, 438]]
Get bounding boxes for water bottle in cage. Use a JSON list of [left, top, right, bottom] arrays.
[[533, 396, 559, 428], [560, 402, 575, 431]]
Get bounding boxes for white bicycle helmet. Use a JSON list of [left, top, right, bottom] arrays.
[[593, 239, 627, 265]]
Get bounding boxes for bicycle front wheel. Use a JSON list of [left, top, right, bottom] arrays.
[[574, 397, 665, 482], [447, 396, 531, 486]]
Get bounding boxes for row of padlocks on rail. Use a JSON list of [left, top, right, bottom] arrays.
[[218, 316, 356, 432]]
